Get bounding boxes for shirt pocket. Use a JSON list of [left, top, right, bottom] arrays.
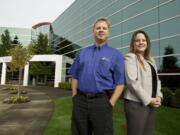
[[97, 59, 112, 78]]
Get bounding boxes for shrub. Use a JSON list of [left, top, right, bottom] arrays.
[[9, 89, 27, 94], [47, 81, 54, 87], [3, 95, 30, 104], [3, 86, 18, 91], [20, 90, 28, 94], [175, 89, 180, 104], [9, 87, 18, 90], [161, 87, 174, 106], [9, 90, 18, 94], [59, 82, 71, 90]]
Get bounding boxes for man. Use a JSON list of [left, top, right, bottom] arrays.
[[69, 17, 125, 135]]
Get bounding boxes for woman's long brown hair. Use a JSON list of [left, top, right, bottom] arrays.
[[129, 30, 152, 70]]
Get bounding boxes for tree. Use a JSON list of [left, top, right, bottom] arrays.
[[12, 35, 22, 47], [0, 29, 12, 56], [30, 32, 54, 84], [8, 45, 32, 96], [29, 62, 54, 84], [33, 32, 53, 54], [160, 45, 180, 90], [162, 45, 178, 72]]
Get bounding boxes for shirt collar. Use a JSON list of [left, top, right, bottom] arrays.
[[93, 42, 108, 50]]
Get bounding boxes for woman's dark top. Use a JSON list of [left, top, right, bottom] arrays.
[[148, 63, 157, 98]]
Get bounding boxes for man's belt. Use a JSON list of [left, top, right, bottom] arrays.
[[77, 89, 113, 99]]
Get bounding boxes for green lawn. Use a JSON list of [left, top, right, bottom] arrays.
[[44, 97, 180, 135]]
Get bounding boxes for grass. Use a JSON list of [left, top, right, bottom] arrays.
[[44, 97, 180, 135], [154, 106, 180, 135]]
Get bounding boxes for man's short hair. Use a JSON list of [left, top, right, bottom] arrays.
[[93, 17, 110, 29]]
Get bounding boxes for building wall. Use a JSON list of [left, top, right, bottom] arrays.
[[1, 0, 179, 84], [52, 0, 180, 71]]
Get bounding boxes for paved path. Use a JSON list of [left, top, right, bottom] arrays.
[[0, 86, 71, 135]]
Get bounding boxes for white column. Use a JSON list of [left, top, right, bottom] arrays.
[[54, 56, 62, 87], [1, 62, 7, 85], [23, 62, 29, 86]]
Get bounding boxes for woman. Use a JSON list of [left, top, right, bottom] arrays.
[[124, 30, 163, 135]]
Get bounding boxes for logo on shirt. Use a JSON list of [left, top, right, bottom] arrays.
[[101, 57, 110, 62]]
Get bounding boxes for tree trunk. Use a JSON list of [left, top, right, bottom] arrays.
[[37, 75, 39, 84], [18, 68, 22, 97], [32, 77, 36, 86], [44, 75, 47, 84], [11, 72, 14, 84]]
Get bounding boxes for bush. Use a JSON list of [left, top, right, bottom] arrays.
[[3, 95, 30, 104], [59, 82, 71, 90], [175, 89, 180, 104], [20, 90, 28, 94], [159, 74, 180, 91], [3, 86, 18, 91], [9, 89, 27, 94], [161, 87, 174, 106], [47, 81, 54, 87], [9, 87, 18, 90]]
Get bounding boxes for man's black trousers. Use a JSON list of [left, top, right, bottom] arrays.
[[71, 92, 113, 135]]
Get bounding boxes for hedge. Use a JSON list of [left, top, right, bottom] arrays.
[[59, 82, 71, 90], [161, 87, 174, 106]]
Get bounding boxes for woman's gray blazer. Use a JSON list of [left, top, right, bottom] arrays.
[[124, 53, 163, 106]]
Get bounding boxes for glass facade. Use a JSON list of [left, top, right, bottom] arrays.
[[31, 22, 53, 44], [52, 0, 180, 79], [0, 23, 52, 47], [0, 0, 179, 85], [0, 26, 32, 46]]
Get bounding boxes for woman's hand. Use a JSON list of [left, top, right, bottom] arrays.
[[149, 97, 161, 107]]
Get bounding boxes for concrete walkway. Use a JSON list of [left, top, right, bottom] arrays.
[[0, 86, 71, 135]]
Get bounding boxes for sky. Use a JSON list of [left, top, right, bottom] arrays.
[[0, 0, 75, 28]]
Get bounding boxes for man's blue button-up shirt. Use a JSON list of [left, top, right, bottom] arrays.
[[69, 43, 125, 93]]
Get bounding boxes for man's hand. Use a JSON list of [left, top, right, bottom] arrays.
[[109, 85, 124, 107], [72, 79, 78, 97]]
